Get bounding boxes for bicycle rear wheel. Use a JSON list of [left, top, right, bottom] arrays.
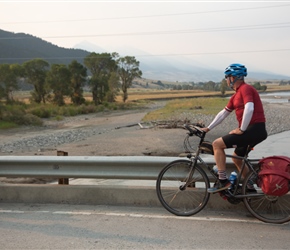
[[156, 159, 210, 216], [243, 170, 290, 224]]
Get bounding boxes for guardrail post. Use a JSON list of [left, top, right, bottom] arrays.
[[57, 150, 69, 185]]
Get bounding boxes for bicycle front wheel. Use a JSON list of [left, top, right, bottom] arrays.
[[156, 159, 210, 216], [243, 170, 290, 224]]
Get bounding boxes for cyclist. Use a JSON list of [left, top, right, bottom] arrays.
[[201, 63, 267, 193]]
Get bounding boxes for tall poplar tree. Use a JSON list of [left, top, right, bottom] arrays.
[[116, 56, 142, 102], [23, 59, 50, 103]]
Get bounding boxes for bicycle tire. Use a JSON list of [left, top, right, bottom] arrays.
[[156, 159, 210, 216], [243, 170, 290, 224]]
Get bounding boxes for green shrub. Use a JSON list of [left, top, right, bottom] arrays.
[[0, 121, 18, 129], [96, 105, 105, 112], [21, 113, 43, 126], [30, 106, 52, 118], [103, 102, 109, 108], [54, 115, 63, 121], [0, 99, 149, 130], [0, 104, 43, 127], [60, 106, 79, 116], [78, 104, 97, 114]]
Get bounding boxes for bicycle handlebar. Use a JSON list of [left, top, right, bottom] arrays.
[[184, 124, 206, 139]]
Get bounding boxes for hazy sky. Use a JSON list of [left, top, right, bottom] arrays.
[[1, 0, 290, 76]]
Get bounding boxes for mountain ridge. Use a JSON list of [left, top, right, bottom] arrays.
[[1, 29, 289, 82], [0, 29, 90, 65]]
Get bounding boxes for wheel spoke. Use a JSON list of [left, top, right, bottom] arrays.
[[156, 160, 210, 216]]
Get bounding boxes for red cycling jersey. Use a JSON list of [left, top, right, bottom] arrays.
[[225, 82, 266, 127]]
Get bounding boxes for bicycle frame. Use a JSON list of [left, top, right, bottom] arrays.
[[184, 124, 264, 199]]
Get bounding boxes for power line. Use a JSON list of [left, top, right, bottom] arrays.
[[1, 21, 290, 40], [137, 48, 290, 57], [1, 48, 290, 61], [1, 3, 290, 25]]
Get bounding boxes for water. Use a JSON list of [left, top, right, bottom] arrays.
[[259, 91, 290, 104]]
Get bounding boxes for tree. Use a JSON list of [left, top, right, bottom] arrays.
[[116, 56, 142, 102], [46, 64, 71, 106], [68, 60, 87, 105], [105, 72, 120, 102], [252, 82, 267, 92], [23, 59, 50, 103], [203, 81, 216, 91], [220, 79, 228, 96], [0, 64, 20, 103], [84, 52, 117, 105]]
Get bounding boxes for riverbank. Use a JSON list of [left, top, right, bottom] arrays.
[[0, 101, 290, 157]]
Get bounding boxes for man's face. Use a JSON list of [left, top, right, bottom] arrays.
[[225, 75, 233, 87]]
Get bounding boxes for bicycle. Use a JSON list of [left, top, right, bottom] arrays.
[[156, 124, 290, 224]]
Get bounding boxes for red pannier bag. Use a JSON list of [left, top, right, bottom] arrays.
[[258, 156, 290, 196]]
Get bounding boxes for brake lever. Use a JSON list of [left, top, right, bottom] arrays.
[[184, 124, 205, 138], [184, 124, 196, 136]]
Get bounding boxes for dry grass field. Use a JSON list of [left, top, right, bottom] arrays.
[[13, 89, 225, 104], [115, 90, 230, 102], [12, 83, 290, 104]]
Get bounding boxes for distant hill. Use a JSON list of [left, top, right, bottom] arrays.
[[75, 41, 290, 82], [74, 41, 225, 82], [0, 29, 89, 65], [1, 29, 290, 82]]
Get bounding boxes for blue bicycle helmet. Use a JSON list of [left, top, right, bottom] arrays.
[[224, 63, 247, 78]]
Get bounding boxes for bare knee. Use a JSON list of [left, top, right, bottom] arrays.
[[212, 138, 226, 150]]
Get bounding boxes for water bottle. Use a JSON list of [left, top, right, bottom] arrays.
[[229, 171, 237, 188], [213, 165, 218, 177]]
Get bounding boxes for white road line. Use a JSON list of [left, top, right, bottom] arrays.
[[53, 211, 92, 215], [0, 210, 25, 213], [0, 209, 261, 224]]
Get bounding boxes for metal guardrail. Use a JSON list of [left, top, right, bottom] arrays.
[[0, 155, 237, 181], [0, 156, 186, 180], [0, 156, 238, 180]]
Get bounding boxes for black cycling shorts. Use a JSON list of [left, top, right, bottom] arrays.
[[222, 122, 267, 157]]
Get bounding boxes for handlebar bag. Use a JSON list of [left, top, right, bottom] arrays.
[[258, 156, 290, 196]]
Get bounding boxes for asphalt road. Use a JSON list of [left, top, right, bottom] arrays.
[[1, 203, 289, 249]]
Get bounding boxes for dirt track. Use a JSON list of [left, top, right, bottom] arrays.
[[0, 103, 190, 157], [45, 109, 187, 157]]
